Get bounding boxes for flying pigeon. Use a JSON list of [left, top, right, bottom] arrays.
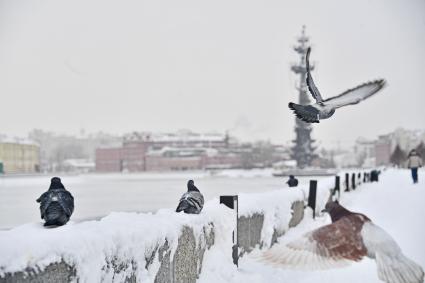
[[288, 47, 386, 123], [261, 201, 424, 283], [176, 180, 204, 214]]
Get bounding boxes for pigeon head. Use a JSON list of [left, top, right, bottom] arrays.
[[49, 177, 65, 190], [187, 180, 199, 192], [289, 175, 294, 179], [321, 200, 353, 222]]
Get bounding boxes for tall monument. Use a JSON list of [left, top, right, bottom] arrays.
[[290, 26, 317, 168]]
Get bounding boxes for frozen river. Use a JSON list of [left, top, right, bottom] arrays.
[[0, 169, 326, 229]]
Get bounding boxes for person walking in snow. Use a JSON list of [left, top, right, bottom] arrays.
[[176, 180, 204, 214], [36, 177, 74, 227], [407, 149, 423, 184], [286, 175, 299, 187]]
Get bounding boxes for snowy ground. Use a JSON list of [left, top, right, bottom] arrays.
[[0, 169, 324, 229], [1, 169, 423, 282], [198, 168, 425, 283]]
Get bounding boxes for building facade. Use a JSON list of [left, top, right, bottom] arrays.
[[95, 131, 241, 172], [0, 141, 40, 174]]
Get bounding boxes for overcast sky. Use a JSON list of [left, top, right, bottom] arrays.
[[1, 0, 424, 147]]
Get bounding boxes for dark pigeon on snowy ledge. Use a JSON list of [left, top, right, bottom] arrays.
[[36, 177, 74, 227], [261, 201, 424, 283], [176, 180, 204, 214], [288, 47, 386, 123]]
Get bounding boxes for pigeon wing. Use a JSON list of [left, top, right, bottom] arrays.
[[323, 79, 385, 109], [361, 222, 424, 283], [261, 216, 368, 269], [305, 47, 324, 103]]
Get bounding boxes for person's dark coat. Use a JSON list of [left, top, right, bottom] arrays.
[[36, 177, 74, 227], [286, 175, 299, 187], [176, 180, 204, 214], [370, 170, 380, 182]]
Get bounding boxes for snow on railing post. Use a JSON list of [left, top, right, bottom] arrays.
[[345, 173, 350, 192], [219, 195, 239, 267], [308, 180, 317, 219], [351, 173, 356, 190]]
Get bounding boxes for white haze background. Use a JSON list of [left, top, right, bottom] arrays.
[[0, 0, 424, 147]]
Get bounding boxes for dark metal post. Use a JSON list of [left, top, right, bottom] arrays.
[[345, 173, 350, 192], [308, 180, 317, 219], [358, 173, 361, 185], [363, 172, 367, 183], [220, 195, 239, 267], [351, 173, 356, 190], [334, 175, 340, 199]]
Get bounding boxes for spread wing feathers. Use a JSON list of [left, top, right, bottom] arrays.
[[361, 222, 425, 283], [376, 253, 424, 283], [288, 102, 320, 123], [323, 79, 385, 109], [261, 217, 368, 269], [306, 47, 323, 103]]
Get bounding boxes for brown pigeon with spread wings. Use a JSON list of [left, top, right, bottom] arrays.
[[261, 201, 424, 283]]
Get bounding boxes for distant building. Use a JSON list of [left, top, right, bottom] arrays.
[[96, 147, 124, 172], [62, 159, 95, 173], [0, 140, 40, 174], [354, 137, 376, 167], [95, 130, 242, 172], [374, 129, 425, 166], [28, 129, 121, 172], [375, 135, 392, 166], [145, 148, 203, 171]]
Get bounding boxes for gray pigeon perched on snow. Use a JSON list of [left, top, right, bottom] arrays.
[[176, 180, 204, 214], [262, 201, 424, 283], [288, 47, 386, 123]]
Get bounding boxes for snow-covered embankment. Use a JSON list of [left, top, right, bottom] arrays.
[[0, 176, 336, 282]]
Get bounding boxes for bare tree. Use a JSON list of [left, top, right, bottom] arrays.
[[390, 144, 406, 167]]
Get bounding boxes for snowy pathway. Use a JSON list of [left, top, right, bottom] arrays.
[[199, 169, 425, 283]]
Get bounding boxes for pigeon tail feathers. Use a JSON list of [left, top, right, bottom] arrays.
[[288, 102, 320, 123], [176, 199, 190, 213]]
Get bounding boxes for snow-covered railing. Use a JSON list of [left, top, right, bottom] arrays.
[[237, 188, 306, 254], [0, 169, 381, 283], [0, 191, 306, 283], [0, 205, 224, 283]]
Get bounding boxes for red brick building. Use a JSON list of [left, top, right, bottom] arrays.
[[95, 131, 241, 172], [95, 147, 123, 172]]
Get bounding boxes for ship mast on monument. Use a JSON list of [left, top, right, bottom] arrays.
[[290, 26, 317, 168]]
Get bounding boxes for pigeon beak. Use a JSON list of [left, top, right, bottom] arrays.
[[321, 208, 328, 213]]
